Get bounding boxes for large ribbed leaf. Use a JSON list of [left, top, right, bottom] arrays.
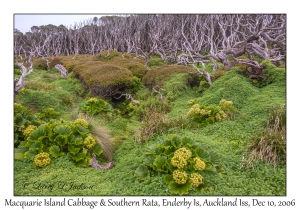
[[69, 152, 86, 162], [195, 147, 210, 161], [28, 125, 47, 141], [134, 164, 149, 180], [55, 135, 68, 146], [68, 144, 80, 155], [24, 150, 37, 160], [75, 125, 90, 135], [143, 156, 155, 167], [69, 137, 83, 146], [14, 114, 26, 126], [164, 174, 173, 184], [49, 145, 64, 158], [29, 142, 42, 151], [153, 156, 167, 172], [55, 125, 72, 135], [92, 144, 103, 156], [168, 179, 192, 195], [209, 150, 222, 166]]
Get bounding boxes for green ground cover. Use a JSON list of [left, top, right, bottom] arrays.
[[14, 55, 286, 196]]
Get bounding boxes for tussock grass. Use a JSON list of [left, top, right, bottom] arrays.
[[25, 81, 58, 91], [242, 105, 286, 168], [134, 107, 189, 143], [77, 113, 115, 161]]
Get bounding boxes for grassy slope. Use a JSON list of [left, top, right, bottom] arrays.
[[14, 62, 286, 196]]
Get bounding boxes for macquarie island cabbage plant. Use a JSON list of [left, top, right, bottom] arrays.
[[14, 103, 106, 167], [187, 99, 237, 126], [134, 135, 226, 195]]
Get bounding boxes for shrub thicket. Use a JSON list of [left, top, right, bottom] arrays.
[[142, 65, 192, 87], [73, 62, 133, 97], [33, 58, 48, 70]]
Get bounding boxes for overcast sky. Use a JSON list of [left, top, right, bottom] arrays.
[[14, 14, 108, 33]]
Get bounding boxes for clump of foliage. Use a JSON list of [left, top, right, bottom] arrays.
[[242, 104, 286, 167], [163, 74, 191, 101], [93, 50, 122, 61], [80, 97, 113, 116], [135, 135, 225, 195], [73, 62, 133, 97], [33, 58, 48, 70], [142, 65, 192, 87], [25, 81, 58, 91], [49, 57, 62, 68], [14, 103, 44, 147], [15, 117, 104, 167], [148, 55, 168, 68], [14, 103, 113, 167], [212, 69, 226, 80], [255, 60, 286, 88], [192, 75, 211, 95], [118, 61, 147, 79], [134, 108, 188, 143], [187, 99, 237, 127]]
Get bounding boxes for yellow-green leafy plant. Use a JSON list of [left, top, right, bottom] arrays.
[[14, 103, 42, 147], [81, 97, 113, 116], [135, 135, 225, 195], [74, 118, 89, 128], [187, 99, 236, 126], [14, 109, 109, 167]]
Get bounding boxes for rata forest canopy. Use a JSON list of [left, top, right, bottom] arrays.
[[13, 14, 286, 196]]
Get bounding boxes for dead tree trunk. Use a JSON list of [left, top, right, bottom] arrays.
[[55, 64, 68, 79], [14, 60, 33, 92]]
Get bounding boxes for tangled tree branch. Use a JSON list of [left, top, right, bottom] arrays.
[[153, 85, 164, 100], [114, 93, 140, 104]]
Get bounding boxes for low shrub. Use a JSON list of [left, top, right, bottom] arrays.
[[119, 61, 147, 78], [80, 97, 113, 116], [73, 62, 133, 97], [142, 65, 192, 87], [134, 135, 225, 195], [148, 56, 167, 68], [49, 57, 63, 68], [33, 58, 48, 70], [93, 50, 122, 62], [187, 99, 237, 127]]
